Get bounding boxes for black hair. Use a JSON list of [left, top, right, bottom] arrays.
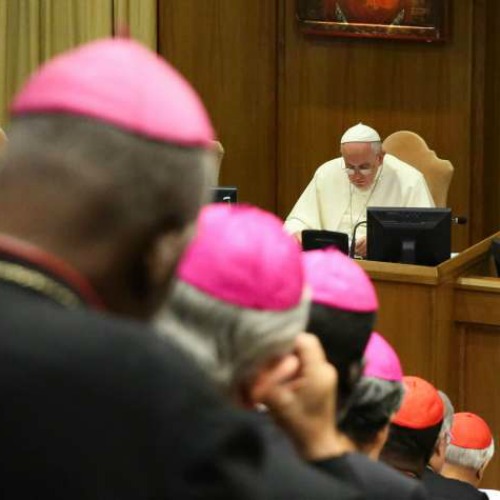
[[380, 421, 443, 478], [307, 302, 375, 412], [339, 377, 403, 447]]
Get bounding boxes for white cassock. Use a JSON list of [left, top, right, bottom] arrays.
[[481, 491, 500, 500], [284, 153, 435, 242]]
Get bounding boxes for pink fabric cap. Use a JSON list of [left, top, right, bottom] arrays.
[[363, 332, 403, 382], [302, 249, 378, 312], [178, 204, 304, 310], [12, 38, 214, 147]]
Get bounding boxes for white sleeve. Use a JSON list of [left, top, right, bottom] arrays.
[[284, 173, 322, 235]]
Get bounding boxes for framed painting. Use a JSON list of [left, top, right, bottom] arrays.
[[296, 1, 447, 42]]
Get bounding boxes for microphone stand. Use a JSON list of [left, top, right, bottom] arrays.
[[349, 220, 367, 259]]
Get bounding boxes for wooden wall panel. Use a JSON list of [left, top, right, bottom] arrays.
[[373, 282, 435, 379], [158, 0, 278, 212], [277, 0, 473, 251], [483, 0, 500, 237], [460, 326, 500, 489]]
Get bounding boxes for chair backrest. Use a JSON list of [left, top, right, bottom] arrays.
[[211, 140, 224, 185], [382, 131, 454, 208]]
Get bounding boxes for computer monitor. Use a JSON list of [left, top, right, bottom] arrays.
[[367, 207, 451, 266], [211, 186, 237, 203], [302, 230, 349, 255], [491, 239, 500, 277]]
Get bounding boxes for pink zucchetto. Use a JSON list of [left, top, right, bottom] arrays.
[[177, 204, 304, 311], [363, 332, 403, 382], [302, 248, 378, 312], [11, 38, 214, 147]]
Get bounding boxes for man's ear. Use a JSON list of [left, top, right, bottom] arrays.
[[146, 223, 196, 288], [436, 435, 446, 457], [377, 150, 386, 165], [477, 459, 490, 482], [376, 423, 390, 449]]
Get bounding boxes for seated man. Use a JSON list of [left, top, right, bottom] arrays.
[[339, 332, 404, 459], [285, 123, 434, 256], [380, 376, 444, 480], [428, 390, 455, 474], [303, 252, 429, 500], [302, 247, 378, 417], [157, 203, 361, 500], [441, 412, 494, 499], [0, 38, 269, 499]]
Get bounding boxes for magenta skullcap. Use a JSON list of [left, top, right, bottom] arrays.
[[177, 204, 304, 310], [302, 248, 378, 312], [363, 332, 403, 382], [12, 38, 214, 147]]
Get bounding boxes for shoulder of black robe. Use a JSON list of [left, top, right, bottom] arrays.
[[253, 412, 363, 500], [313, 451, 430, 500], [0, 281, 266, 500], [422, 468, 489, 500]]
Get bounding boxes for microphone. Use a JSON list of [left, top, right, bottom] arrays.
[[452, 215, 467, 225], [349, 220, 367, 258]]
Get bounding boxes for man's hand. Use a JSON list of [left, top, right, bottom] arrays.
[[262, 333, 347, 460], [355, 236, 367, 258], [293, 231, 303, 244]]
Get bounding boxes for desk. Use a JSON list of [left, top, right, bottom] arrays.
[[359, 231, 500, 489]]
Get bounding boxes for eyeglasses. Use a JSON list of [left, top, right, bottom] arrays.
[[342, 164, 374, 177]]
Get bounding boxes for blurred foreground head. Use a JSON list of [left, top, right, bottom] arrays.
[[158, 203, 309, 404], [1, 38, 217, 319]]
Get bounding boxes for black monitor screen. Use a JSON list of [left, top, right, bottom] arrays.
[[211, 186, 237, 203], [302, 230, 349, 255], [491, 239, 500, 277], [367, 207, 451, 266]]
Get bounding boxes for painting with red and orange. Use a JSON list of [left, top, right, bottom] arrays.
[[297, 0, 445, 41]]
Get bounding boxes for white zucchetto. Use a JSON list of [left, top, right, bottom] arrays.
[[340, 123, 381, 144]]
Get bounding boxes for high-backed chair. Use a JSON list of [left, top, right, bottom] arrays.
[[382, 131, 454, 208], [211, 140, 224, 186]]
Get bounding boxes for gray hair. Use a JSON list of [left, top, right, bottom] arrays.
[[339, 376, 404, 446], [340, 141, 382, 155], [446, 441, 495, 471], [155, 280, 310, 393], [438, 390, 455, 443], [371, 141, 382, 155]]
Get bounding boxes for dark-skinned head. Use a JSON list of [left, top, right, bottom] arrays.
[[380, 376, 444, 478], [0, 38, 217, 319], [303, 249, 378, 418]]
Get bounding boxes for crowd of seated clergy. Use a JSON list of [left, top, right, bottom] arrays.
[[0, 35, 496, 500]]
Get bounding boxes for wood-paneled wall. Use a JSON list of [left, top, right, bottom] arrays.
[[158, 0, 488, 252], [484, 0, 500, 237], [277, 0, 473, 251], [158, 0, 278, 212]]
